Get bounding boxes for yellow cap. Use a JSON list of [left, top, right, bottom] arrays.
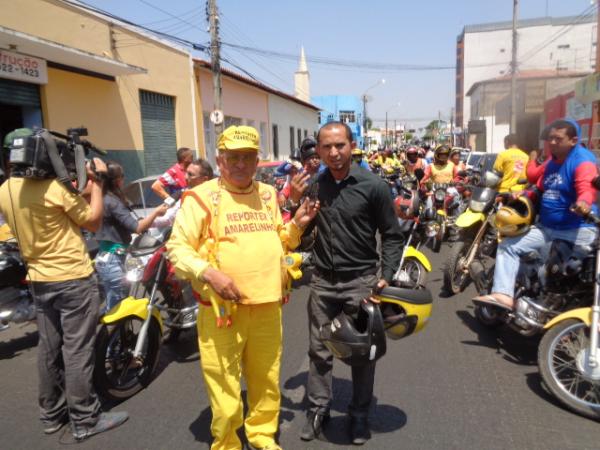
[[217, 125, 260, 152]]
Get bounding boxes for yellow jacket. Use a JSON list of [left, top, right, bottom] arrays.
[[167, 178, 302, 306], [493, 147, 528, 193]]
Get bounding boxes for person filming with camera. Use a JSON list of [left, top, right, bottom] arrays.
[[0, 129, 128, 441]]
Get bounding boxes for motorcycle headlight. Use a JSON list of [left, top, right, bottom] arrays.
[[425, 221, 440, 237], [434, 190, 445, 202], [470, 199, 487, 212], [125, 254, 152, 282]]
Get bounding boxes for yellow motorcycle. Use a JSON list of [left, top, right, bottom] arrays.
[[442, 171, 501, 295], [538, 211, 600, 420]]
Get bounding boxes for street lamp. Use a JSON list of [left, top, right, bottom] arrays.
[[385, 102, 401, 147], [362, 78, 385, 148]]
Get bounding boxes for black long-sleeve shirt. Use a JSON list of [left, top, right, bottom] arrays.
[[310, 164, 403, 282]]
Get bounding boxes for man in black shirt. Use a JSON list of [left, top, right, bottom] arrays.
[[300, 122, 403, 445]]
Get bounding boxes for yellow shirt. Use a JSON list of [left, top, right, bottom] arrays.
[[376, 155, 401, 169], [167, 178, 302, 305], [493, 147, 528, 193], [430, 162, 455, 183], [0, 178, 93, 282]]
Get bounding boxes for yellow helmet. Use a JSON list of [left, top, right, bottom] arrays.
[[375, 287, 432, 340], [384, 166, 396, 175], [494, 196, 535, 237], [352, 148, 363, 156]]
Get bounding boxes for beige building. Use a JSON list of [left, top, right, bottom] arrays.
[[0, 0, 203, 181]]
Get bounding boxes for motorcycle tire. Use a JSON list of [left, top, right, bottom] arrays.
[[538, 319, 600, 421], [397, 257, 427, 289], [94, 316, 162, 401], [443, 240, 472, 295], [474, 304, 503, 328], [432, 222, 445, 253]]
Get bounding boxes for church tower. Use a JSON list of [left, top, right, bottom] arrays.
[[294, 46, 310, 102]]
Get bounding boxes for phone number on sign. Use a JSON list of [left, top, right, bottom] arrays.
[[0, 63, 40, 78]]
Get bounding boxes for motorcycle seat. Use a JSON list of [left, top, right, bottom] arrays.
[[378, 286, 433, 305]]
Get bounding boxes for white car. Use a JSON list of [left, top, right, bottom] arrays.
[[123, 175, 162, 218]]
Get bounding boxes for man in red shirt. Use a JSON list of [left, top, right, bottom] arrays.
[[151, 147, 194, 202]]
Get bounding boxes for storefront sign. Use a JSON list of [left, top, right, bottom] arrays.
[[575, 73, 600, 104], [524, 80, 546, 114], [0, 50, 47, 84], [566, 96, 592, 121]]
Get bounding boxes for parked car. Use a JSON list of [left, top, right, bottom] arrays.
[[123, 175, 162, 218], [465, 151, 486, 170]]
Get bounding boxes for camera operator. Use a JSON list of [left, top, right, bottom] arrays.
[[0, 155, 128, 440]]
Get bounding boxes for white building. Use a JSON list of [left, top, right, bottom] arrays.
[[456, 15, 596, 130]]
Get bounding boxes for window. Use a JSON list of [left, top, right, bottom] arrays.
[[272, 124, 279, 159], [259, 122, 268, 160], [297, 128, 302, 147], [557, 44, 570, 49], [304, 129, 308, 138], [290, 126, 295, 151], [339, 110, 356, 123], [224, 116, 242, 128]]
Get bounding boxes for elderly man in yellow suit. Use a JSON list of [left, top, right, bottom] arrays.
[[167, 126, 319, 450]]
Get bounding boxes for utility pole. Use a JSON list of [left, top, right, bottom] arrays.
[[510, 0, 519, 134], [385, 111, 388, 148], [394, 119, 397, 147], [208, 0, 223, 136], [450, 107, 455, 147]]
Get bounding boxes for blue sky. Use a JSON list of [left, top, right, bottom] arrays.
[[83, 0, 593, 128]]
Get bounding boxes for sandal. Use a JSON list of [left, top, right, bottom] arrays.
[[472, 295, 512, 311]]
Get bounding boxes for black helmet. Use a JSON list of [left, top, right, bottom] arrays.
[[0, 243, 26, 288], [300, 137, 317, 162], [319, 301, 387, 366]]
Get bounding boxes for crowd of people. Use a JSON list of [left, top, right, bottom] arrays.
[[0, 115, 597, 449]]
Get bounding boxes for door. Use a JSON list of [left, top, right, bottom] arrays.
[[139, 90, 177, 176]]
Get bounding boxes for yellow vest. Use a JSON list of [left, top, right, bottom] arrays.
[[430, 162, 455, 183], [167, 178, 301, 306]]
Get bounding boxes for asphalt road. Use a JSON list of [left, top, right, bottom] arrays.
[[2, 246, 600, 450]]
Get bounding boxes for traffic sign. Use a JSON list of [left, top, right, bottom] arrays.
[[210, 109, 224, 125]]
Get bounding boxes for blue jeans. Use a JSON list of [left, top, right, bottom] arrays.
[[95, 252, 127, 312], [492, 224, 597, 297]]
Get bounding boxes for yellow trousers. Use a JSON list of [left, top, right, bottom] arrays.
[[198, 301, 282, 450]]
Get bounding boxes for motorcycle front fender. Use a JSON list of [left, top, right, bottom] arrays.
[[543, 307, 591, 329], [100, 296, 163, 331], [405, 246, 432, 272], [455, 210, 485, 228], [436, 209, 446, 217]]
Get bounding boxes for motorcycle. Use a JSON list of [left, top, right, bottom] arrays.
[[393, 177, 432, 289], [442, 170, 501, 295], [94, 227, 198, 401], [474, 222, 596, 337], [0, 240, 35, 332], [423, 182, 463, 253], [537, 211, 600, 420]]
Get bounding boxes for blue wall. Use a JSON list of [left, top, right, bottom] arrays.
[[311, 95, 364, 148]]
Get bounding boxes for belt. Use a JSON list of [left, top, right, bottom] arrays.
[[315, 266, 378, 283]]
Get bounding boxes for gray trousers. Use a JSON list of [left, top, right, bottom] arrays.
[[32, 274, 101, 429], [307, 272, 378, 418]]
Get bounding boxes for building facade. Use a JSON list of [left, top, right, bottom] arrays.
[[311, 95, 364, 148], [196, 60, 319, 165], [456, 15, 596, 132], [466, 70, 587, 152], [1, 0, 202, 182]]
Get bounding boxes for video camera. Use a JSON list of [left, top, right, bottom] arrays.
[[8, 127, 106, 194]]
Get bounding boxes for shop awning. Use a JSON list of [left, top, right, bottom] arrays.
[[0, 25, 147, 77]]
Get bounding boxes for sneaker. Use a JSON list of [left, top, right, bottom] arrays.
[[349, 416, 371, 445], [72, 411, 129, 441], [43, 416, 68, 435], [300, 410, 329, 441]]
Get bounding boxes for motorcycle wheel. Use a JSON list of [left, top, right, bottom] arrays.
[[538, 319, 600, 420], [94, 316, 162, 401], [443, 240, 471, 295], [397, 257, 427, 289], [474, 304, 503, 328], [432, 222, 445, 253]]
